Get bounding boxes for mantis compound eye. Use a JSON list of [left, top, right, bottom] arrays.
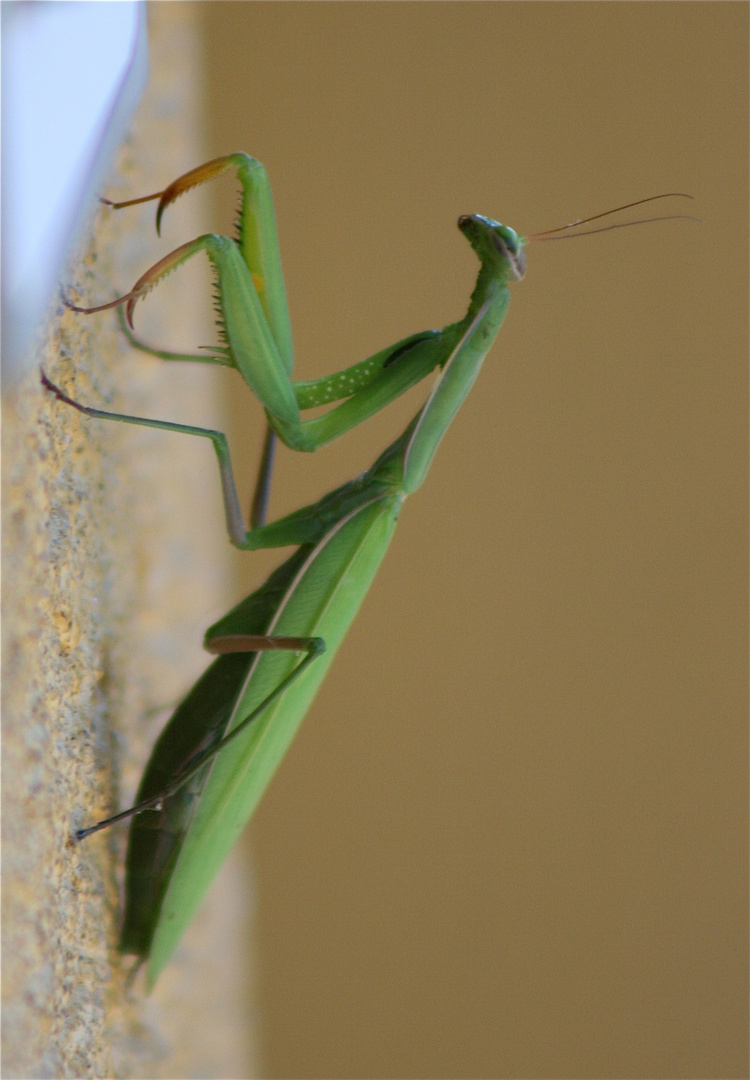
[[491, 226, 526, 281], [506, 243, 526, 281]]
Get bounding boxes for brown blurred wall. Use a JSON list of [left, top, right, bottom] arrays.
[[193, 4, 746, 1077]]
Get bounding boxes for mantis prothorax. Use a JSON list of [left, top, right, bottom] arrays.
[[49, 159, 697, 988], [60, 153, 696, 537]]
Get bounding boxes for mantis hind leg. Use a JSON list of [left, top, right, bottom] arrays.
[[74, 632, 325, 840]]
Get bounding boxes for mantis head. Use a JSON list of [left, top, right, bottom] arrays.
[[457, 195, 699, 289], [458, 214, 527, 283]]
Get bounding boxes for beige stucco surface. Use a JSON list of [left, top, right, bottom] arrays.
[[2, 6, 255, 1076]]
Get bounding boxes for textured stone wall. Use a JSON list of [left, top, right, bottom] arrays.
[[2, 5, 256, 1076]]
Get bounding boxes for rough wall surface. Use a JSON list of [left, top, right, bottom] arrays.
[[2, 5, 256, 1076]]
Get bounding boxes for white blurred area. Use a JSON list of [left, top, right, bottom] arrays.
[[1, 0, 147, 383]]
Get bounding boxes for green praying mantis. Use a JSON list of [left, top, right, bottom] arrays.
[[46, 153, 697, 988]]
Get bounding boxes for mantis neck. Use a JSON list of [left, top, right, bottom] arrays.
[[468, 259, 512, 320], [446, 258, 512, 349]]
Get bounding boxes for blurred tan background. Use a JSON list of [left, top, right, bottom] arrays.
[[188, 5, 744, 1077]]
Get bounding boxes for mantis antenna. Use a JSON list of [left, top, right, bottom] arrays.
[[526, 193, 700, 242]]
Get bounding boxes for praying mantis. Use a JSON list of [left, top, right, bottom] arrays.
[[46, 153, 696, 987]]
